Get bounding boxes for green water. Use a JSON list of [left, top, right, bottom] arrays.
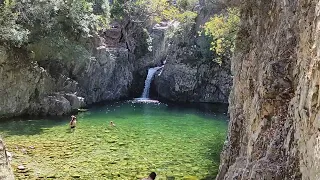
[[0, 101, 228, 180]]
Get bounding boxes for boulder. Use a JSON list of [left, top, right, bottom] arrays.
[[64, 93, 85, 110], [73, 47, 134, 104], [0, 138, 14, 180]]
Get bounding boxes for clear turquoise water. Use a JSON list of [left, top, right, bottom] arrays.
[[0, 101, 228, 180]]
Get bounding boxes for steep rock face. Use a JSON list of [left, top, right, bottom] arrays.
[[72, 47, 133, 104], [0, 137, 14, 180], [0, 47, 84, 118], [153, 20, 232, 103], [36, 46, 134, 106], [155, 62, 230, 103], [39, 20, 152, 104], [217, 0, 320, 179], [0, 59, 52, 117], [0, 18, 150, 118]]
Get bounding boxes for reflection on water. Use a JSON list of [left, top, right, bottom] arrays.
[[0, 101, 228, 179]]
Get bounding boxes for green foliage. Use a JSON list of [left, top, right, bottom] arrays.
[[176, 10, 197, 24], [110, 0, 126, 20], [167, 11, 197, 45], [0, 0, 29, 46], [0, 0, 110, 61], [15, 0, 110, 38], [202, 8, 240, 64], [147, 0, 179, 22], [177, 0, 198, 11], [28, 32, 91, 62], [110, 0, 197, 24]]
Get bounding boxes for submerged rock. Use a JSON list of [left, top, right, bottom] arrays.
[[71, 174, 80, 178], [46, 175, 56, 178], [17, 165, 25, 170], [107, 140, 117, 143]]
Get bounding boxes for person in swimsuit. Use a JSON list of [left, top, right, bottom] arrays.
[[70, 115, 77, 132], [142, 172, 156, 180]]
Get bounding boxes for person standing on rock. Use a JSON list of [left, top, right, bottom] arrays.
[[70, 115, 77, 132], [142, 172, 156, 180]]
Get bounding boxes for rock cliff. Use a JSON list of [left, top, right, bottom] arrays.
[[0, 2, 234, 118], [217, 0, 320, 179], [153, 18, 232, 103], [0, 137, 14, 180], [0, 47, 85, 118], [71, 47, 133, 104], [0, 18, 152, 118]]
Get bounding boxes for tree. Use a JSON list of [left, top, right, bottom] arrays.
[[202, 7, 240, 64], [0, 0, 111, 61], [0, 0, 29, 46], [110, 0, 197, 24], [176, 0, 198, 11]]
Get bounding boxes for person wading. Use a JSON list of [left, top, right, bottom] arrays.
[[70, 115, 77, 132]]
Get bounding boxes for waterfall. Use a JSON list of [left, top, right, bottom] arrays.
[[140, 66, 163, 99]]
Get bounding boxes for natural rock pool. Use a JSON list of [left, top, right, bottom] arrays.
[[0, 101, 228, 179]]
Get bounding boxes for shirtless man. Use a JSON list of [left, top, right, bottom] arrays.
[[142, 172, 156, 180], [70, 115, 77, 131]]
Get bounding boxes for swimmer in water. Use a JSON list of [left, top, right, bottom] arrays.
[[142, 172, 156, 180], [110, 121, 116, 127]]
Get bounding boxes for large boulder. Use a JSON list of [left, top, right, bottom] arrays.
[[64, 93, 85, 110], [0, 138, 14, 180], [28, 93, 85, 116], [155, 62, 231, 103], [0, 48, 56, 118], [0, 47, 86, 118], [71, 47, 134, 104]]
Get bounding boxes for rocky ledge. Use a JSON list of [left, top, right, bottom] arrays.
[[0, 137, 14, 180]]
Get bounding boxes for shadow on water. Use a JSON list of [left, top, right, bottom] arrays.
[[201, 139, 226, 180], [0, 115, 71, 137], [163, 101, 229, 121]]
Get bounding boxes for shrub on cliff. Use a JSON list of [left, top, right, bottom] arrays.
[[0, 0, 29, 47], [177, 0, 198, 11], [110, 0, 197, 24], [202, 7, 240, 64]]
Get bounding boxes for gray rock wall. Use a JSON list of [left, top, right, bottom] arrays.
[[156, 62, 231, 103], [73, 47, 133, 104], [0, 21, 141, 118], [152, 20, 232, 103], [217, 0, 320, 179]]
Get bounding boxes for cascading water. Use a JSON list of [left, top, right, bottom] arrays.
[[140, 66, 163, 99]]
